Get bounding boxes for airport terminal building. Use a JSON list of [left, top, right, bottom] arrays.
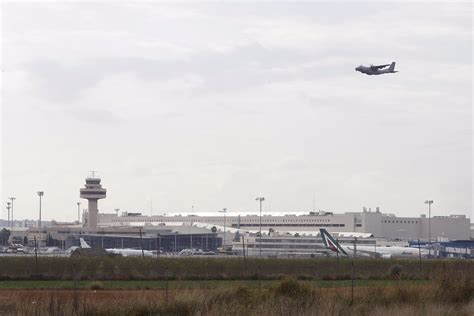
[[98, 209, 470, 241], [77, 176, 470, 241]]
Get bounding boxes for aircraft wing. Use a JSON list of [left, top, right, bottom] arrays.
[[370, 64, 390, 70]]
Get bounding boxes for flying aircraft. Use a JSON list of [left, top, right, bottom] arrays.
[[319, 229, 428, 259], [355, 62, 398, 75], [79, 238, 154, 257]]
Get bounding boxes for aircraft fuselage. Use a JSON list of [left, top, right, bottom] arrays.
[[355, 62, 398, 75], [356, 66, 395, 75], [342, 244, 429, 258]]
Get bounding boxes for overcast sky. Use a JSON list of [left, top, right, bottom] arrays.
[[1, 1, 472, 221]]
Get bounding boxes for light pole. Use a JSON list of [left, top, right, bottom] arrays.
[[189, 205, 195, 247], [424, 200, 434, 257], [6, 202, 11, 229], [77, 202, 81, 223], [37, 192, 44, 248], [9, 197, 15, 231], [255, 197, 265, 257], [219, 208, 227, 249]]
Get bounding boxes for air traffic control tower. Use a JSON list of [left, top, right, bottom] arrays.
[[80, 173, 107, 228]]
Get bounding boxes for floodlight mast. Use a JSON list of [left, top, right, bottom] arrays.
[[6, 202, 11, 230], [424, 200, 434, 257], [255, 197, 265, 257], [9, 197, 15, 231], [37, 191, 44, 248], [219, 208, 227, 249]]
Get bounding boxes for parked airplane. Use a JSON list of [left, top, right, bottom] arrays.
[[79, 238, 154, 257], [355, 62, 398, 75], [319, 229, 428, 259], [41, 247, 63, 254], [178, 248, 216, 256]]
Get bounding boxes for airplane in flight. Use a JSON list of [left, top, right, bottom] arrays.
[[319, 229, 428, 259], [79, 238, 154, 257], [355, 62, 398, 75]]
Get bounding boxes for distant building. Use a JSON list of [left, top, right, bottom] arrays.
[[97, 209, 471, 240], [17, 225, 220, 251]]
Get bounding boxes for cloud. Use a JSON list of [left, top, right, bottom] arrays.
[[22, 60, 105, 103], [1, 2, 471, 219], [65, 106, 123, 124]]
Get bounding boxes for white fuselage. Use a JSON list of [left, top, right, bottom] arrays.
[[106, 248, 154, 257], [78, 238, 154, 257], [340, 244, 429, 258]]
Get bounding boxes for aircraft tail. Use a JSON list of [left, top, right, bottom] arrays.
[[319, 229, 348, 256], [388, 61, 396, 72], [79, 238, 91, 249]]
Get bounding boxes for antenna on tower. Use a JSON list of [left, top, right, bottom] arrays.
[[89, 170, 98, 178]]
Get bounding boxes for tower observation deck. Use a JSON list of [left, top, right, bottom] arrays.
[[80, 174, 106, 228]]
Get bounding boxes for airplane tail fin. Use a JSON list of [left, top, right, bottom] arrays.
[[79, 238, 91, 249], [319, 229, 348, 256], [388, 62, 396, 72]]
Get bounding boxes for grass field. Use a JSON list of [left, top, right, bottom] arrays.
[[0, 257, 471, 315]]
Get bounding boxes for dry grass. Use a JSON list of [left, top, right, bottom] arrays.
[[0, 275, 471, 316]]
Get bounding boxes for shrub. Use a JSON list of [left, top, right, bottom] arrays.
[[389, 264, 402, 279], [335, 274, 351, 280], [271, 278, 313, 299], [89, 281, 104, 290], [434, 276, 474, 304], [155, 301, 196, 316], [391, 285, 421, 304]]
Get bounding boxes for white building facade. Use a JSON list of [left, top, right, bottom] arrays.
[[98, 210, 470, 240]]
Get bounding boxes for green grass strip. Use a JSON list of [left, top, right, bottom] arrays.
[[0, 279, 431, 290]]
